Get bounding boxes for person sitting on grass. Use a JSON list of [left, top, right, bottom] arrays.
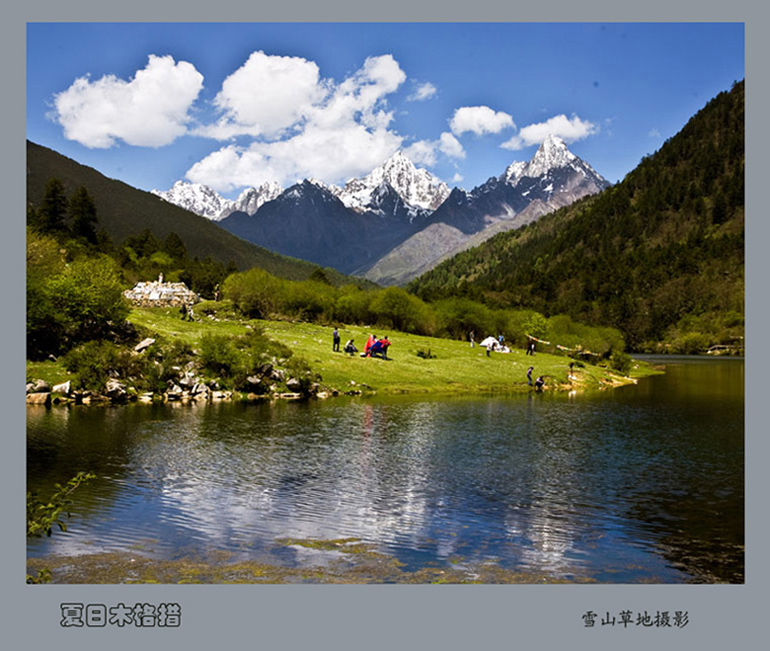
[[368, 338, 385, 358], [344, 339, 358, 355], [379, 336, 391, 359], [362, 334, 377, 357]]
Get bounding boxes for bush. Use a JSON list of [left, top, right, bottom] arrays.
[[63, 340, 142, 392], [27, 231, 130, 358], [609, 351, 633, 375], [199, 329, 295, 390]]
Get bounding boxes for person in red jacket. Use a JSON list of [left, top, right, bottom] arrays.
[[380, 336, 391, 359]]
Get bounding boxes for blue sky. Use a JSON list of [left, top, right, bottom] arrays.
[[27, 22, 744, 198]]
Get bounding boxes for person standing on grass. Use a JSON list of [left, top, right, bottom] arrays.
[[527, 366, 534, 386], [332, 327, 341, 352], [470, 331, 475, 348]]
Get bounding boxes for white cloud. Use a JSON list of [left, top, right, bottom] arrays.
[[648, 127, 661, 138], [200, 51, 327, 140], [53, 55, 203, 148], [186, 54, 409, 189], [439, 132, 465, 158], [449, 106, 515, 136], [402, 131, 465, 168], [408, 81, 437, 102], [501, 114, 598, 150]]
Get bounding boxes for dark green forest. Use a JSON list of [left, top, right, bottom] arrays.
[[410, 81, 745, 353]]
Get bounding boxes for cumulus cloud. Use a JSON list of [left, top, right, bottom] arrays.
[[53, 55, 204, 148], [439, 132, 465, 158], [402, 131, 465, 168], [186, 54, 409, 190], [199, 51, 326, 140], [188, 123, 404, 192], [407, 81, 437, 102], [449, 106, 515, 136], [501, 114, 598, 150]]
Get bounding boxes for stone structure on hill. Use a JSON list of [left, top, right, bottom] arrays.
[[123, 274, 198, 307]]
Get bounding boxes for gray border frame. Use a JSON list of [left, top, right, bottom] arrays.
[[7, 3, 763, 650]]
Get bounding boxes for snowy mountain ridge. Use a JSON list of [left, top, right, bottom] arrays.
[[331, 151, 451, 216]]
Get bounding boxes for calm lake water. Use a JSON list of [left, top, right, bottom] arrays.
[[27, 356, 744, 583]]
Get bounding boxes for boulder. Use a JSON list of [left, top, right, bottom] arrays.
[[134, 338, 156, 353], [286, 378, 303, 392], [191, 382, 209, 396], [31, 379, 50, 393], [26, 392, 51, 405], [105, 379, 127, 401], [178, 372, 197, 388], [52, 380, 71, 395], [166, 384, 184, 400]]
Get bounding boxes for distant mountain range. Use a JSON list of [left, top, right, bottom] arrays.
[[153, 135, 609, 282]]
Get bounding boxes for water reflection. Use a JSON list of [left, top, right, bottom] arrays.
[[27, 359, 744, 583]]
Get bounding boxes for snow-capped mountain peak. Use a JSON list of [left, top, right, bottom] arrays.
[[503, 135, 606, 189], [152, 181, 236, 221], [152, 180, 284, 220], [334, 151, 451, 214], [526, 134, 577, 177]]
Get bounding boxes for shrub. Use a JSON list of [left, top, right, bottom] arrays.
[[63, 340, 142, 392], [609, 351, 633, 375]]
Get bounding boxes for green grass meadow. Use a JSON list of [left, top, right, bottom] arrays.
[[123, 304, 653, 396]]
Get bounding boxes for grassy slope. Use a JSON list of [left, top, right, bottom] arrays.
[[123, 305, 655, 395]]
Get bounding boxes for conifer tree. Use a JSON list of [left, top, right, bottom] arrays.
[[37, 178, 68, 234], [69, 186, 99, 244]]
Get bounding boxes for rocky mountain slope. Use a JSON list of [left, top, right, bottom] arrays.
[[151, 138, 610, 282]]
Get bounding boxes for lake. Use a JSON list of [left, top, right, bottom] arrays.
[[27, 356, 744, 583]]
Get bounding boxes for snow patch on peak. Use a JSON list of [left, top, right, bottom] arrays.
[[152, 181, 235, 221], [503, 134, 607, 190], [335, 150, 450, 214], [525, 134, 577, 178], [153, 180, 284, 220]]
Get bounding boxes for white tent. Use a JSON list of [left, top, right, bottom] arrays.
[[479, 336, 498, 348]]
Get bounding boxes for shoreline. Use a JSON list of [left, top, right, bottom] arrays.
[[26, 308, 663, 407]]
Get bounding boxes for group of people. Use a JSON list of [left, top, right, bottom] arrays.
[[526, 366, 545, 391], [333, 328, 391, 359]]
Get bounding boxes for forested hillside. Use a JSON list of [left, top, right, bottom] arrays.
[[410, 81, 745, 353], [26, 140, 354, 285]]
